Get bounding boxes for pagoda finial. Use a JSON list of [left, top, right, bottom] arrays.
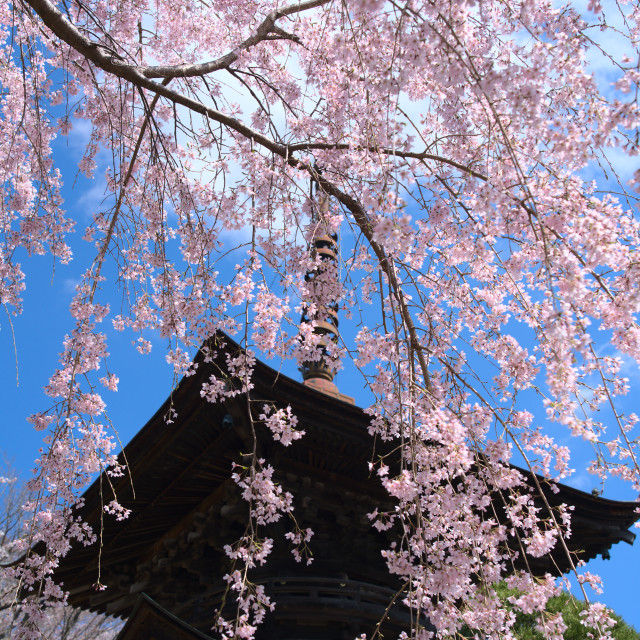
[[299, 177, 354, 403]]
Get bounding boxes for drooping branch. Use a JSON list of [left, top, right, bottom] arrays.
[[308, 168, 434, 394]]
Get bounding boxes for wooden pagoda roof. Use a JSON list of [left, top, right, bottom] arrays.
[[52, 333, 639, 623]]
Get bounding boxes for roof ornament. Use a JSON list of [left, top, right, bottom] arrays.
[[299, 174, 354, 404]]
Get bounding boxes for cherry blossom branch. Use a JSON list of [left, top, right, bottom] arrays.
[[23, 0, 486, 187], [24, 0, 294, 155], [287, 141, 489, 180], [143, 0, 332, 78], [24, 0, 328, 77], [23, 0, 438, 394], [307, 168, 434, 393]]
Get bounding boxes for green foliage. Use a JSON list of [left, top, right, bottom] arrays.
[[492, 583, 640, 640]]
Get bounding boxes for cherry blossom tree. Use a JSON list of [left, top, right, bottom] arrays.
[[1, 0, 640, 638], [0, 460, 120, 639]]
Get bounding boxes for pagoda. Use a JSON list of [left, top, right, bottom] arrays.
[[51, 332, 640, 639], [52, 187, 639, 639]]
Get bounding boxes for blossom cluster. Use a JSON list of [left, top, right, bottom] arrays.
[[232, 460, 293, 526], [258, 404, 305, 446]]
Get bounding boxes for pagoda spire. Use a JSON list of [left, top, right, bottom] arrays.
[[299, 178, 354, 404]]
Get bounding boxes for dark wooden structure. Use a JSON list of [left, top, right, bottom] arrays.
[[53, 334, 639, 639]]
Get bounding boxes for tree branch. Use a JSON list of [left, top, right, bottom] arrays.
[[25, 0, 329, 79], [143, 0, 332, 78], [23, 0, 483, 187], [288, 141, 489, 180]]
